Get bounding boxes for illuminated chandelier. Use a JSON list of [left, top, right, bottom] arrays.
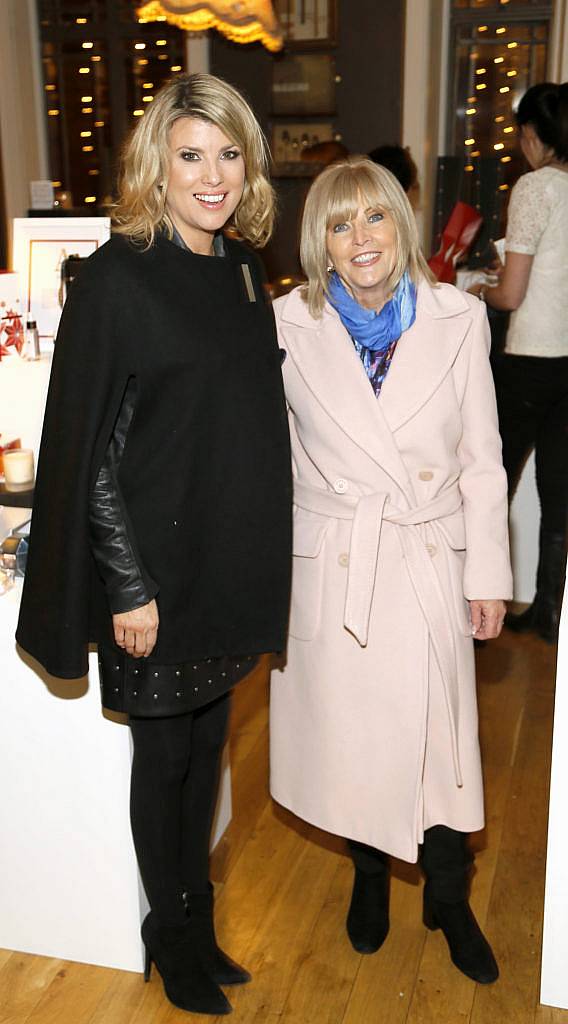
[[136, 0, 284, 52]]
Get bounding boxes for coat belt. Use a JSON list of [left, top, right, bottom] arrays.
[[293, 481, 466, 786]]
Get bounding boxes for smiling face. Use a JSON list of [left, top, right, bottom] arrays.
[[326, 199, 398, 311], [164, 116, 246, 254]]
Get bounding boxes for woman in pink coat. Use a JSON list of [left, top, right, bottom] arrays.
[[270, 158, 512, 984]]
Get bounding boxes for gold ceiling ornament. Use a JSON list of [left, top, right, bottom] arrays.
[[136, 1, 284, 52]]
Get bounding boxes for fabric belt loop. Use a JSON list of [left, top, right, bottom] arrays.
[[344, 493, 387, 647]]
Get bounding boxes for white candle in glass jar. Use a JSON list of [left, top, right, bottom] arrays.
[[3, 448, 35, 488]]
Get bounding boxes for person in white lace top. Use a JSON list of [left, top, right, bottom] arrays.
[[470, 82, 568, 643]]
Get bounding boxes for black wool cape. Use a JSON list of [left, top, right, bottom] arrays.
[[16, 233, 292, 679]]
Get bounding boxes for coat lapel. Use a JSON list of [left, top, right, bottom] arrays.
[[279, 290, 414, 500], [379, 281, 472, 432]]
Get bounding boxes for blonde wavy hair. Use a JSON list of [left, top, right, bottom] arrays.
[[300, 156, 435, 317], [113, 73, 275, 248]]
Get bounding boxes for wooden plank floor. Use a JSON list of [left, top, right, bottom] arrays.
[[1, 623, 565, 1024]]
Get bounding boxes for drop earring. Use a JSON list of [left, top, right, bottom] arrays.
[[327, 264, 334, 273]]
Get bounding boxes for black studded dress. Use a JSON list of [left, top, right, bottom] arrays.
[[97, 648, 259, 717], [16, 229, 292, 705], [92, 231, 261, 718]]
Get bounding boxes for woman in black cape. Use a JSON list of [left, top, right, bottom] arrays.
[[16, 73, 292, 1016]]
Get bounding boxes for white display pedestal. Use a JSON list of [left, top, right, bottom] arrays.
[[0, 352, 52, 456], [509, 452, 540, 603], [0, 562, 232, 971], [0, 352, 232, 971], [0, 573, 148, 970], [540, 583, 568, 1008]]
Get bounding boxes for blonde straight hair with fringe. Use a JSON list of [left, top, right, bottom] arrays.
[[113, 73, 275, 248], [300, 157, 435, 318]]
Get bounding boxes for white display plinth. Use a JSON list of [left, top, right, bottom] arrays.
[[540, 581, 568, 1008], [509, 452, 540, 603], [0, 576, 148, 970], [0, 348, 232, 971], [0, 563, 232, 971], [0, 352, 52, 456]]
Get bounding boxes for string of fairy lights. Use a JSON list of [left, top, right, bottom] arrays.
[[462, 19, 529, 194], [43, 11, 184, 206], [435, 1, 549, 261]]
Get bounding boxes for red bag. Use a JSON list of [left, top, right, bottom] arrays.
[[428, 202, 483, 284]]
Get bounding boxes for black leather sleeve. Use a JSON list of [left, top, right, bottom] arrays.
[[89, 377, 159, 615]]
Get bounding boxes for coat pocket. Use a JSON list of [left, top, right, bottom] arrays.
[[288, 509, 329, 642]]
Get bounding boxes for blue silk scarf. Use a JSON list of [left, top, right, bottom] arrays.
[[327, 270, 417, 397]]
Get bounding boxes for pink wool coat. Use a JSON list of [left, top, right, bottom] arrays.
[[269, 279, 513, 863]]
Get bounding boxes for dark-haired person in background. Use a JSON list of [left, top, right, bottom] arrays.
[[368, 144, 421, 212], [468, 82, 568, 643]]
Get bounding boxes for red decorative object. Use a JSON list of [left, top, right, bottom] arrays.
[[0, 309, 25, 357], [428, 202, 483, 285]]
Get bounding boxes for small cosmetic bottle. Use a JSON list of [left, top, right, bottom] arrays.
[[24, 319, 41, 360]]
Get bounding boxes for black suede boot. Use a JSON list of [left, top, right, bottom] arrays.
[[346, 841, 390, 954], [141, 912, 231, 1015], [184, 884, 251, 986], [506, 528, 567, 644], [421, 826, 498, 985], [422, 883, 498, 984]]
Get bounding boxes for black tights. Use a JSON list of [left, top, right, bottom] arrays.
[[129, 692, 231, 926], [349, 825, 472, 902]]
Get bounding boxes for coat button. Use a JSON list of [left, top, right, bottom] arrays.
[[419, 470, 434, 481], [334, 478, 348, 493], [338, 552, 349, 568], [426, 543, 437, 557]]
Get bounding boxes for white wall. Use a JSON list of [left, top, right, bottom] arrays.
[[541, 581, 568, 1008], [549, 0, 568, 81], [0, 0, 48, 260], [402, 0, 449, 250]]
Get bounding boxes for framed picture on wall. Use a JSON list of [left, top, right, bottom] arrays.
[[11, 217, 111, 346], [271, 53, 336, 116], [272, 121, 335, 166], [273, 0, 337, 47]]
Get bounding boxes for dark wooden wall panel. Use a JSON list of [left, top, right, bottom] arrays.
[[336, 0, 404, 156]]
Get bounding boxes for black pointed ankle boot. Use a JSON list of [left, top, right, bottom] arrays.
[[420, 826, 498, 985], [346, 865, 390, 954], [141, 912, 232, 1015], [423, 883, 498, 984], [184, 884, 251, 986], [506, 528, 567, 644]]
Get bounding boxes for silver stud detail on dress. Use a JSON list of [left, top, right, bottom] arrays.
[[134, 668, 140, 676], [208, 678, 212, 684], [115, 665, 121, 671], [221, 671, 226, 678], [114, 687, 119, 693], [176, 691, 182, 698], [153, 693, 158, 699], [132, 690, 138, 697], [175, 669, 181, 677], [193, 665, 198, 670], [154, 671, 159, 678], [194, 686, 199, 694]]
